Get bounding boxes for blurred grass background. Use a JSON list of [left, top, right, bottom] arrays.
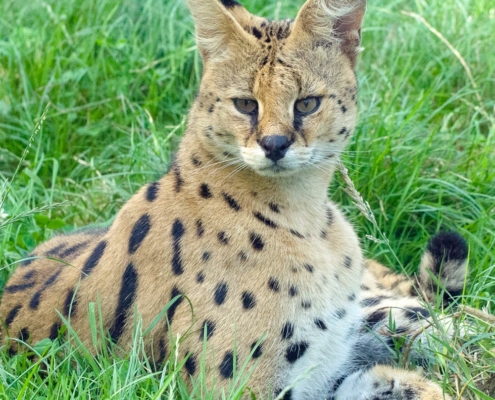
[[0, 0, 494, 398]]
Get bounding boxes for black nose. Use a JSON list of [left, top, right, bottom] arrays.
[[259, 135, 292, 162]]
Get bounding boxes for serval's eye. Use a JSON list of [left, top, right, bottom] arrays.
[[294, 97, 321, 115], [233, 99, 258, 115]]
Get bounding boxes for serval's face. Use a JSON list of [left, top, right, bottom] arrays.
[[190, 0, 365, 177]]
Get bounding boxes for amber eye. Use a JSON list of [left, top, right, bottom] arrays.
[[294, 97, 321, 115], [233, 98, 258, 115]]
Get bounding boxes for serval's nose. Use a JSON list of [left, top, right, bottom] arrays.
[[259, 135, 293, 162]]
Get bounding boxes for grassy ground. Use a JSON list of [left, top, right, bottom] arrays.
[[0, 0, 494, 398]]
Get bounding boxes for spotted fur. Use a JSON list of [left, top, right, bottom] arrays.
[[0, 0, 468, 399]]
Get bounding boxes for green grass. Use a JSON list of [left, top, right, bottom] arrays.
[[0, 0, 494, 398]]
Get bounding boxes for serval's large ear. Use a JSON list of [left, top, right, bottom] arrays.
[[187, 0, 256, 62], [290, 0, 366, 67]]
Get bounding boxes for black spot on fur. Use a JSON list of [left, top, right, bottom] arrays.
[[200, 183, 213, 199], [197, 271, 205, 283], [269, 203, 280, 213], [320, 230, 327, 239], [304, 264, 314, 273], [22, 270, 36, 280], [171, 219, 185, 275], [339, 127, 347, 135], [196, 219, 204, 237], [129, 215, 151, 254], [199, 320, 216, 341], [185, 352, 197, 375], [361, 284, 370, 291], [4, 281, 36, 293], [241, 292, 256, 309], [268, 277, 280, 292], [81, 241, 107, 276], [173, 163, 184, 192], [348, 293, 356, 301], [217, 231, 229, 245], [253, 212, 278, 228], [146, 181, 159, 201], [315, 318, 327, 330], [404, 388, 417, 400], [49, 322, 61, 340], [251, 341, 263, 358], [332, 375, 348, 394], [46, 243, 67, 257], [18, 327, 30, 341], [63, 289, 77, 317], [360, 297, 385, 307], [238, 251, 247, 261], [341, 105, 347, 113], [191, 156, 202, 167], [219, 351, 236, 379], [214, 282, 228, 305], [335, 308, 347, 319], [427, 231, 468, 274], [326, 207, 333, 226], [286, 342, 309, 363], [302, 301, 311, 309], [289, 286, 298, 297], [208, 104, 215, 113], [5, 305, 22, 327], [157, 338, 167, 366], [59, 241, 90, 258], [29, 268, 63, 310], [220, 0, 240, 7], [21, 256, 35, 266], [444, 288, 463, 304], [223, 192, 241, 212], [250, 232, 264, 250], [109, 263, 138, 343], [167, 286, 184, 324], [290, 229, 304, 238], [281, 322, 294, 340], [202, 251, 211, 262], [252, 27, 262, 39], [344, 256, 352, 269], [405, 307, 430, 320]]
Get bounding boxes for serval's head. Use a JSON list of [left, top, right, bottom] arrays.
[[189, 0, 366, 178]]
